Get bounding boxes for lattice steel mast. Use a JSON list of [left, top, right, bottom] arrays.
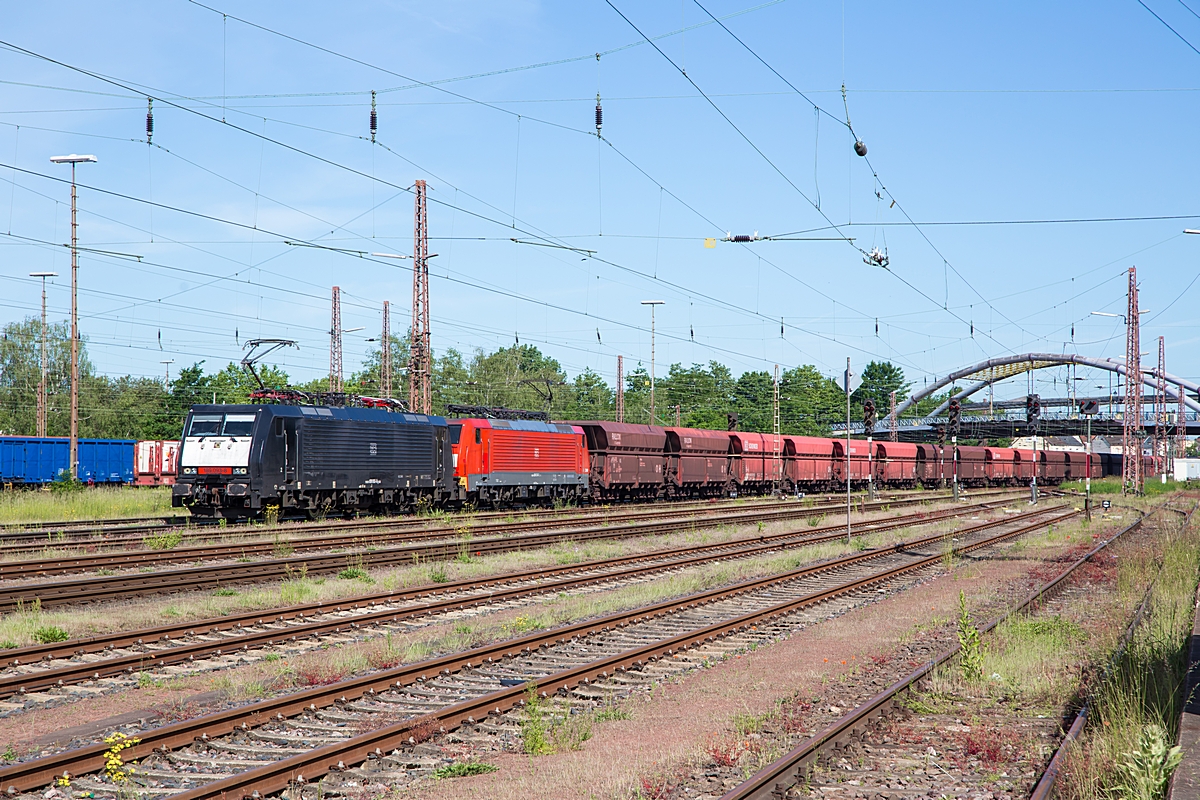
[[409, 180, 431, 414], [329, 286, 343, 393], [772, 364, 781, 495], [1122, 267, 1143, 494], [381, 300, 391, 399], [615, 355, 625, 423]]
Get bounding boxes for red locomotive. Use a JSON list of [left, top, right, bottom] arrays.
[[449, 418, 588, 506]]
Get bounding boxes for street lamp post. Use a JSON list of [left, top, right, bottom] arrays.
[[29, 271, 57, 437], [641, 300, 664, 424], [50, 154, 97, 481]]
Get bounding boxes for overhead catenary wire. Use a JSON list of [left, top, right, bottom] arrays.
[[687, 0, 1035, 347]]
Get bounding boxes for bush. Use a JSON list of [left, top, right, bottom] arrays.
[[432, 762, 498, 780], [32, 626, 69, 644], [337, 567, 371, 582], [144, 530, 182, 550]]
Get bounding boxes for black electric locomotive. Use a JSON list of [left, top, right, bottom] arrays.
[[172, 404, 453, 519]]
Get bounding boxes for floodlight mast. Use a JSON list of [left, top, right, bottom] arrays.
[[49, 154, 97, 481]]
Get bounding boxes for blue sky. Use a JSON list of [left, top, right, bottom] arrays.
[[2, 1, 1199, 403]]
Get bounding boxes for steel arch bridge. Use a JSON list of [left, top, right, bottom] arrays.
[[829, 352, 1200, 441], [890, 352, 1200, 423]]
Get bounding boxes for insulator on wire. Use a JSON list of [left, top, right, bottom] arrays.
[[370, 90, 377, 143], [595, 93, 602, 134], [854, 139, 867, 157], [146, 98, 154, 144]]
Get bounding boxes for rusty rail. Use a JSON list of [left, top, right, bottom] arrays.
[[0, 506, 1072, 795], [0, 497, 1021, 696], [719, 509, 1146, 800], [0, 492, 1025, 610]]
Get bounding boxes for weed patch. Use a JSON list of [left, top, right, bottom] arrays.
[[432, 761, 498, 780]]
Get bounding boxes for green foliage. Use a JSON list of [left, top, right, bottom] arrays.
[[0, 313, 914, 438], [337, 566, 372, 582], [1112, 724, 1183, 800], [144, 530, 183, 550], [521, 685, 553, 755], [957, 591, 983, 682], [32, 625, 69, 644], [432, 761, 498, 780], [595, 704, 631, 722]]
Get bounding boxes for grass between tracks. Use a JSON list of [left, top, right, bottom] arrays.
[[155, 510, 1072, 712], [75, 510, 1024, 709], [1055, 506, 1200, 799], [892, 497, 1192, 798], [0, 487, 172, 525], [198, 522, 954, 702], [0, 501, 982, 647]]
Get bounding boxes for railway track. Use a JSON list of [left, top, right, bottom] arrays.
[[0, 503, 1074, 799], [0, 493, 838, 539], [0, 488, 1013, 553], [0, 491, 1026, 603], [0, 497, 1019, 700], [715, 505, 1170, 800], [1028, 503, 1194, 800]]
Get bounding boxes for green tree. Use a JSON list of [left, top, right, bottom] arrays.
[[853, 361, 909, 411], [0, 317, 77, 436], [466, 345, 569, 414], [780, 365, 846, 435], [563, 368, 615, 421], [209, 362, 289, 404]]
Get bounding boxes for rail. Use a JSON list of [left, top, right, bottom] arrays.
[[719, 508, 1146, 800], [0, 490, 1025, 610], [0, 497, 1019, 696], [0, 505, 1072, 796]]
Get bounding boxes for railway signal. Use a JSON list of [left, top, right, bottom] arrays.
[[862, 399, 876, 435], [1080, 399, 1098, 519], [947, 398, 961, 435], [1025, 394, 1042, 425], [936, 424, 946, 447]]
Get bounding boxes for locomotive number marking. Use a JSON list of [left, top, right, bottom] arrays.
[[534, 447, 540, 459], [369, 442, 378, 456]]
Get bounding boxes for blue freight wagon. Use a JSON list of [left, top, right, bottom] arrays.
[[0, 437, 135, 486]]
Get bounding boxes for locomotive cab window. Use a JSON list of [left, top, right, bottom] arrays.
[[274, 418, 285, 436], [475, 428, 482, 444], [187, 415, 223, 437], [448, 424, 462, 445], [222, 414, 257, 437]]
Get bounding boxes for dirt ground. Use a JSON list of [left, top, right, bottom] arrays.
[[403, 519, 1107, 800]]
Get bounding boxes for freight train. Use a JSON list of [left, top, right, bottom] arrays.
[[169, 405, 1127, 520], [0, 436, 179, 488]]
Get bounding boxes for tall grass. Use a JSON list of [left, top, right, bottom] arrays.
[[1059, 512, 1200, 799], [1061, 477, 1185, 497], [0, 487, 173, 524]]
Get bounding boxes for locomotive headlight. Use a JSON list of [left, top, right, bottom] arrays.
[[182, 467, 197, 475], [234, 467, 248, 475]]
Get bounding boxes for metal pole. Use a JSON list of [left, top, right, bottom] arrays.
[[846, 357, 851, 545], [650, 304, 656, 424], [867, 431, 875, 501], [1085, 415, 1092, 521], [641, 300, 664, 424], [40, 276, 47, 437], [69, 162, 79, 481], [952, 433, 959, 501], [1031, 422, 1039, 505]]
